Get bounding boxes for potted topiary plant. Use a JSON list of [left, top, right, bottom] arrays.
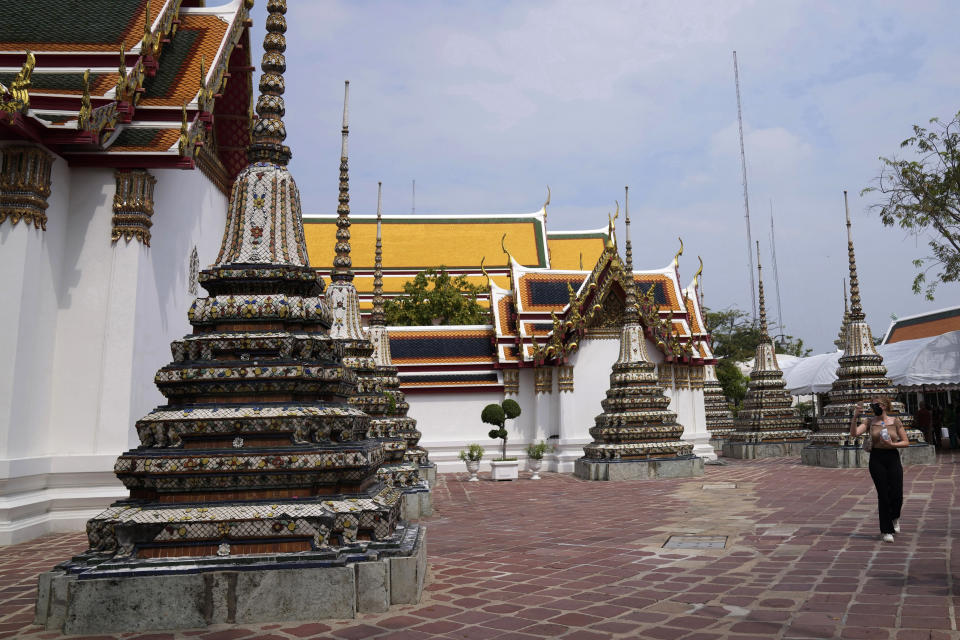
[[458, 443, 484, 481], [525, 440, 549, 480], [482, 399, 522, 480]]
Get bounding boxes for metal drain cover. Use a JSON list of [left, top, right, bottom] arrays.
[[663, 535, 728, 549], [702, 482, 737, 489]]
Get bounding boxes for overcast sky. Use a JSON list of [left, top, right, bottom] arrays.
[[239, 0, 959, 353]]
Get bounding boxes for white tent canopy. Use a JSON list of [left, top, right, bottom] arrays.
[[783, 331, 960, 395]]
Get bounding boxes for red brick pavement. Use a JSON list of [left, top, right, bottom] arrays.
[[7, 451, 960, 639]]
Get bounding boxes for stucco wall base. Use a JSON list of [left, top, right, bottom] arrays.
[[36, 528, 426, 635], [722, 441, 807, 459], [0, 456, 125, 545], [573, 456, 704, 481]]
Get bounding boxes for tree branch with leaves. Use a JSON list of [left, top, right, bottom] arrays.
[[863, 111, 960, 300]]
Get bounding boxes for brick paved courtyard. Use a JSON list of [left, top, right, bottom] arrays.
[[6, 452, 959, 639]]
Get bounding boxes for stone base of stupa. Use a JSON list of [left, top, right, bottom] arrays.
[[420, 462, 438, 487], [801, 444, 869, 468], [722, 440, 807, 459], [35, 525, 426, 635], [402, 483, 434, 519], [900, 443, 937, 465], [709, 437, 728, 454], [801, 442, 936, 468], [573, 455, 704, 481]]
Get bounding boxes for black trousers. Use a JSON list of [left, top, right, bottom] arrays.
[[868, 448, 903, 534]]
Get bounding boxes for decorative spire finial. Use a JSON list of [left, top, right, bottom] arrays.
[[843, 277, 848, 313], [371, 181, 385, 326], [756, 240, 769, 339], [623, 186, 639, 325], [844, 190, 864, 320], [331, 80, 353, 282], [247, 0, 291, 165]]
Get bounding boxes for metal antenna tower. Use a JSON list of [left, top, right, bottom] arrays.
[[733, 51, 757, 323], [769, 200, 784, 335]]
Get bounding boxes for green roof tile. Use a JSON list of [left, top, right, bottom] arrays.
[[142, 29, 199, 99], [0, 1, 146, 46]]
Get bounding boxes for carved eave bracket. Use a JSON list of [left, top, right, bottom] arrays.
[[112, 169, 157, 246], [0, 145, 53, 230]]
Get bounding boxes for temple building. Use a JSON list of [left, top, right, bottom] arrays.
[[802, 193, 934, 467], [722, 244, 809, 458], [36, 1, 424, 632], [0, 0, 255, 543], [304, 204, 718, 471]]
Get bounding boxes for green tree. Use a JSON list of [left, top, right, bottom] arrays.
[[706, 306, 810, 411], [482, 399, 521, 460], [864, 111, 960, 299], [384, 267, 489, 326]]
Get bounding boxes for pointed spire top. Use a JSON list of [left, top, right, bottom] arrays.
[[331, 80, 353, 282], [623, 186, 639, 325], [341, 79, 350, 157], [756, 240, 769, 339], [247, 0, 292, 166], [843, 277, 849, 313], [844, 190, 864, 320], [371, 181, 385, 326]]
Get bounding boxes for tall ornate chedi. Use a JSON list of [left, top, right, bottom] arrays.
[[703, 364, 735, 443], [368, 183, 436, 486], [35, 3, 425, 633], [802, 192, 934, 467], [574, 187, 703, 480], [723, 243, 809, 459], [324, 86, 430, 518]]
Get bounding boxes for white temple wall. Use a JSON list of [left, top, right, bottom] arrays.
[[408, 390, 505, 472], [547, 336, 620, 472], [129, 169, 228, 449], [0, 147, 70, 463], [0, 162, 227, 544]]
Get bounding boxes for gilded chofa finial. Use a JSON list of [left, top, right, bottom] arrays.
[[694, 256, 704, 288], [604, 202, 619, 249], [673, 237, 684, 269], [480, 256, 494, 290], [247, 0, 292, 166], [756, 240, 769, 339], [501, 233, 513, 265], [371, 181, 386, 326], [542, 185, 551, 217], [330, 79, 353, 282], [844, 190, 864, 320]]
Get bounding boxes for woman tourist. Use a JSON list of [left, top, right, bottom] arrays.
[[850, 397, 909, 542]]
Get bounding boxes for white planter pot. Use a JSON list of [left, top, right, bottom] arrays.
[[490, 460, 519, 481], [465, 459, 480, 481], [527, 458, 543, 480]]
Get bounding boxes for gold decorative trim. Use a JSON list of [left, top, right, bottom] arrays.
[[0, 145, 53, 230], [558, 366, 574, 393], [503, 369, 519, 395], [0, 51, 35, 118], [112, 169, 157, 246], [534, 367, 553, 394]]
